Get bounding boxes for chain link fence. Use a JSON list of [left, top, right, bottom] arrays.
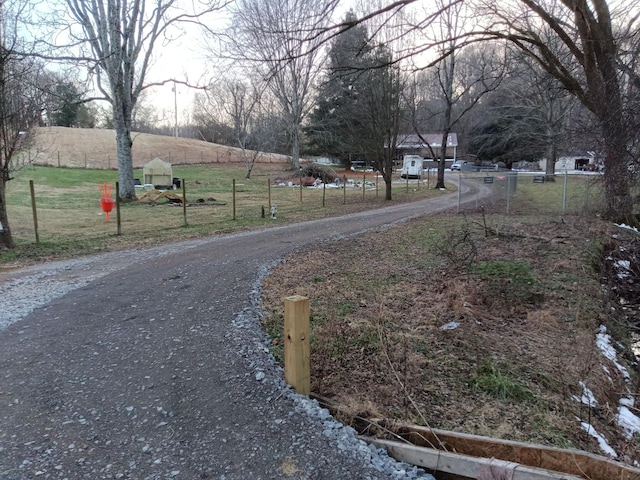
[[455, 171, 605, 216]]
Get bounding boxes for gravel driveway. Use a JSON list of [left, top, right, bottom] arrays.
[[0, 184, 475, 480]]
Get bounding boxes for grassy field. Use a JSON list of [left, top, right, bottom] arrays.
[[2, 163, 451, 266]]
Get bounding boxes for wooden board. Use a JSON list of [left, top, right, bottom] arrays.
[[386, 423, 640, 480], [368, 438, 585, 480]]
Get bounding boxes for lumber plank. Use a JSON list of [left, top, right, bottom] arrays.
[[368, 438, 585, 480], [393, 424, 640, 480]]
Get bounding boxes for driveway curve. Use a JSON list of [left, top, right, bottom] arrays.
[[0, 178, 482, 480]]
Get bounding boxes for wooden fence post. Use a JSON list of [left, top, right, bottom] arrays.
[[29, 180, 40, 244], [284, 295, 310, 396], [363, 171, 366, 200], [115, 182, 121, 235], [299, 169, 303, 203], [232, 179, 236, 220], [182, 178, 187, 226], [343, 175, 347, 205], [322, 181, 326, 207]]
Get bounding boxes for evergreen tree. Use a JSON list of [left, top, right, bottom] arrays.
[[306, 11, 372, 163], [307, 11, 402, 199], [50, 83, 82, 127]]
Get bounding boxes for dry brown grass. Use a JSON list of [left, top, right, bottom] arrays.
[[261, 214, 640, 465], [24, 126, 290, 169]]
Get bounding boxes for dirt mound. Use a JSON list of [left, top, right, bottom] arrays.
[[25, 126, 290, 169]]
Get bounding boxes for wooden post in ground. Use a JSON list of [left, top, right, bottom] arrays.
[[322, 181, 326, 207], [299, 169, 303, 203], [267, 176, 271, 209], [284, 295, 310, 396], [29, 180, 39, 244], [115, 182, 121, 235], [182, 178, 187, 226], [343, 175, 346, 205], [232, 179, 236, 220]]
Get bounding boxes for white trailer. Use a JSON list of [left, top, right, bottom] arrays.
[[400, 155, 424, 179]]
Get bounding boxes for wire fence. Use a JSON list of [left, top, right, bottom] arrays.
[[455, 171, 605, 217], [9, 168, 607, 249], [8, 173, 405, 246]]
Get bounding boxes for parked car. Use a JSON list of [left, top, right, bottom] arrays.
[[450, 160, 467, 171]]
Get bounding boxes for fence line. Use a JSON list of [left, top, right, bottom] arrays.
[[16, 175, 390, 243], [456, 171, 604, 216]]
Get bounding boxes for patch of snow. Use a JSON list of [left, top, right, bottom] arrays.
[[618, 398, 640, 440], [573, 381, 598, 407], [632, 333, 640, 356], [596, 325, 630, 380], [615, 223, 640, 234], [614, 259, 631, 279], [579, 420, 618, 458], [440, 321, 460, 330], [595, 328, 640, 440]]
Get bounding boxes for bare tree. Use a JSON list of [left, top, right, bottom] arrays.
[[210, 78, 269, 178], [411, 1, 504, 188], [228, 0, 339, 170], [507, 55, 577, 177], [474, 0, 640, 220], [0, 1, 48, 250], [49, 0, 226, 199], [360, 46, 404, 200]]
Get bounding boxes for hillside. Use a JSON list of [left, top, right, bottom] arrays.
[[261, 214, 640, 468], [25, 127, 290, 169]]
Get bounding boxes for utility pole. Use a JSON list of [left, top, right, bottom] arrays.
[[173, 81, 178, 137]]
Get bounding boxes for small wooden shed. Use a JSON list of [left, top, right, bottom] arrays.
[[143, 158, 173, 188]]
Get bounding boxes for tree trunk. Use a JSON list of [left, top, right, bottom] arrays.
[[0, 175, 14, 249], [435, 130, 451, 189], [601, 125, 632, 222], [545, 142, 556, 182], [594, 49, 632, 221], [382, 160, 392, 201], [113, 103, 136, 200], [384, 172, 392, 200], [290, 125, 300, 170]]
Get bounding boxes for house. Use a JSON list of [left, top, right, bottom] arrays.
[[396, 133, 458, 167], [539, 151, 600, 172]]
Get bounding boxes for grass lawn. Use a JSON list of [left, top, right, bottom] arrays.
[[2, 164, 450, 265]]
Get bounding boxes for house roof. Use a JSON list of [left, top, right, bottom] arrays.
[[397, 133, 458, 149]]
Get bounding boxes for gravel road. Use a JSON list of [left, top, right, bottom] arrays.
[[0, 184, 474, 480]]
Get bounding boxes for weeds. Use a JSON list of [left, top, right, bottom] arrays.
[[471, 358, 533, 401], [468, 259, 543, 307], [260, 214, 639, 460], [432, 220, 478, 268]]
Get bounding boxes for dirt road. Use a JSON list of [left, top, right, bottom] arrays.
[[0, 183, 473, 479]]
